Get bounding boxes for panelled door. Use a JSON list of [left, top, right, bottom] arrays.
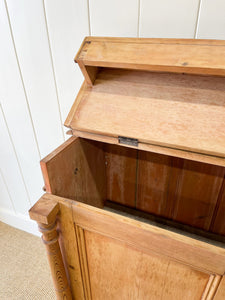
[[70, 200, 225, 300]]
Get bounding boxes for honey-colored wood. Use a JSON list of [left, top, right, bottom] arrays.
[[75, 226, 91, 300], [201, 275, 221, 300], [70, 195, 225, 275], [172, 160, 225, 230], [210, 178, 225, 235], [29, 196, 59, 224], [205, 275, 222, 299], [136, 151, 174, 218], [29, 196, 72, 300], [41, 136, 106, 208], [85, 230, 210, 300], [65, 68, 225, 164], [53, 195, 85, 299], [77, 60, 98, 86], [137, 156, 225, 231], [105, 144, 137, 207], [76, 37, 225, 79], [214, 276, 225, 300], [69, 129, 225, 167], [30, 38, 225, 300], [40, 136, 225, 233]]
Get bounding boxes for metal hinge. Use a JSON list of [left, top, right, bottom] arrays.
[[118, 136, 138, 147]]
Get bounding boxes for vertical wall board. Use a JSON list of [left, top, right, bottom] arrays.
[[139, 0, 200, 38], [44, 0, 89, 124], [0, 0, 43, 205], [89, 0, 139, 37], [0, 106, 30, 214], [6, 0, 64, 157], [197, 0, 225, 39], [0, 171, 14, 212]]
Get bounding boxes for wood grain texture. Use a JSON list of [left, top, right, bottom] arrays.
[[85, 230, 210, 300], [210, 178, 225, 235], [69, 129, 225, 167], [105, 144, 137, 207], [79, 36, 225, 46], [29, 196, 59, 224], [29, 195, 72, 299], [205, 275, 222, 299], [171, 160, 225, 230], [75, 226, 91, 300], [76, 37, 225, 76], [66, 68, 225, 160], [56, 197, 85, 299], [70, 196, 225, 274], [41, 136, 106, 208], [38, 221, 72, 300], [136, 151, 174, 218], [214, 276, 225, 300]]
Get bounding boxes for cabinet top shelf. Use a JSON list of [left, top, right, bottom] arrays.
[[75, 37, 225, 79], [66, 37, 225, 167]]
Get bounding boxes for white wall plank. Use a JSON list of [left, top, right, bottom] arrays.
[[0, 105, 30, 214], [197, 0, 225, 39], [6, 0, 64, 157], [89, 0, 139, 37], [140, 0, 200, 38], [0, 0, 43, 206], [0, 170, 14, 212], [44, 0, 89, 123]]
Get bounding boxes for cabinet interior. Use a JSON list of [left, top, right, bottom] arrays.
[[43, 137, 225, 239]]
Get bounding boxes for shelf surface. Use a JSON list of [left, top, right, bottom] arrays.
[[65, 68, 225, 159]]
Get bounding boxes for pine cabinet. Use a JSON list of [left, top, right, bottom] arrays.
[[29, 37, 225, 300]]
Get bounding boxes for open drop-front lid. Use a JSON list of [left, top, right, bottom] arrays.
[[65, 37, 225, 167]]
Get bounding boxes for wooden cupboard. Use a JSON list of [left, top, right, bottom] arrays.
[[29, 37, 225, 299]]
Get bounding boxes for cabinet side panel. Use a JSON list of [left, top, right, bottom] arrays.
[[41, 137, 106, 208]]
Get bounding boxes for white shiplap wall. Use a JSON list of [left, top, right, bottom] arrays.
[[0, 0, 224, 235]]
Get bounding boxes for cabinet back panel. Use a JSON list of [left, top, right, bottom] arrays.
[[106, 146, 225, 232], [41, 137, 225, 235], [210, 180, 225, 235], [104, 144, 137, 207], [172, 159, 225, 230], [136, 151, 174, 218]]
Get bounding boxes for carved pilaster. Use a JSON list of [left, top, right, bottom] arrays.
[[29, 196, 72, 300]]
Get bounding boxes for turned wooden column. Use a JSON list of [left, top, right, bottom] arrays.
[[29, 196, 72, 300]]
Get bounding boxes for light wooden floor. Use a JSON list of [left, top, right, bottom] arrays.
[[0, 221, 55, 300]]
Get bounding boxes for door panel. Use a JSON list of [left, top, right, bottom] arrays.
[[72, 201, 225, 275], [85, 230, 209, 300], [71, 200, 225, 299]]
